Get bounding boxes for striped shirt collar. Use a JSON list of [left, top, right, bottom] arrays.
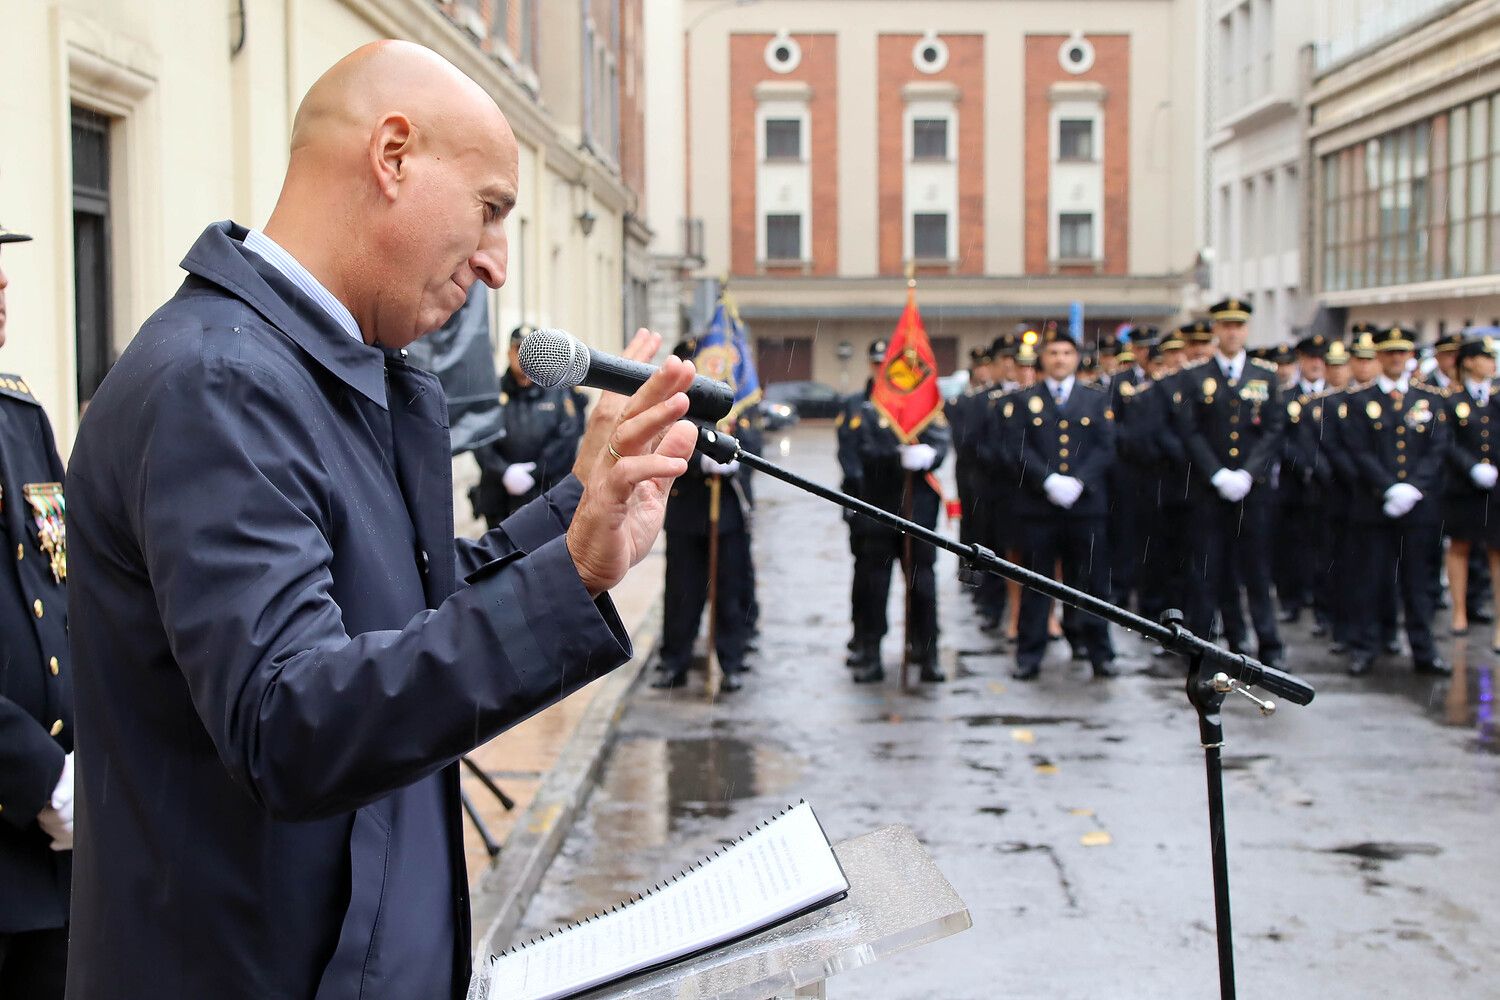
[[242, 228, 363, 343]]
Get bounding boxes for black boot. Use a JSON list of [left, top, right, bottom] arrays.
[[852, 660, 886, 683], [847, 639, 880, 669]]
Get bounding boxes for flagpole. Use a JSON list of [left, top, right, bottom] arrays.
[[705, 473, 723, 702], [899, 263, 917, 691]]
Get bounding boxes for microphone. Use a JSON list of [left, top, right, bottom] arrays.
[[519, 329, 734, 423]]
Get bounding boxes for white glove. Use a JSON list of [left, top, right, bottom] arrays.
[[698, 454, 741, 477], [1043, 474, 1080, 508], [899, 443, 939, 471], [1231, 469, 1254, 500], [37, 753, 73, 852], [1211, 468, 1249, 502], [1383, 482, 1422, 518], [1472, 463, 1499, 490], [502, 461, 537, 496]]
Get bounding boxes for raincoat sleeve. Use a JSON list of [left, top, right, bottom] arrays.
[[454, 477, 584, 575], [136, 357, 628, 821]]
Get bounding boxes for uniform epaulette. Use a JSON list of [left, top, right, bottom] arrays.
[[1182, 358, 1209, 370], [987, 386, 1012, 401], [1413, 381, 1448, 397], [1078, 380, 1105, 391], [0, 373, 39, 405], [1250, 357, 1279, 373]]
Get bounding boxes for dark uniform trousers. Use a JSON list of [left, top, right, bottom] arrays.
[[849, 405, 949, 664], [0, 373, 73, 1000], [1341, 383, 1451, 665], [1135, 375, 1194, 625], [1175, 358, 1287, 659], [1002, 382, 1117, 670], [658, 462, 753, 678]]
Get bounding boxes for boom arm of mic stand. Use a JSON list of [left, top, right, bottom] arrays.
[[694, 426, 1315, 706]]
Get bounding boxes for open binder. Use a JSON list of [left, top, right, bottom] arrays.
[[482, 801, 849, 1000]]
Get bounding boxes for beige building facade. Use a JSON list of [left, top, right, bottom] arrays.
[[1308, 0, 1500, 341], [0, 0, 647, 444], [681, 0, 1203, 392]]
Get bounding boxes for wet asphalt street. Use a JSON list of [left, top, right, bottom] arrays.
[[517, 424, 1498, 999]]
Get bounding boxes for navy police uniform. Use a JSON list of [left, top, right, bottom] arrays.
[[0, 221, 72, 1000], [471, 328, 584, 528], [0, 370, 73, 996], [1173, 299, 1287, 666], [1339, 326, 1451, 676], [1443, 343, 1500, 549], [1000, 343, 1117, 678]]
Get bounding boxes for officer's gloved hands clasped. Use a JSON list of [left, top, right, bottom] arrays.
[[1383, 482, 1423, 518], [899, 443, 938, 471], [1471, 463, 1499, 490], [1043, 473, 1084, 509], [698, 454, 741, 477], [37, 752, 74, 852], [1211, 468, 1253, 503], [502, 462, 537, 496]]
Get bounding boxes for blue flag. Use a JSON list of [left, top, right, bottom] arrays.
[[694, 300, 762, 424]]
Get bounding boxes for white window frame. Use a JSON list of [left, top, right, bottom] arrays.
[[1048, 92, 1105, 262], [903, 95, 958, 263], [755, 95, 812, 264]]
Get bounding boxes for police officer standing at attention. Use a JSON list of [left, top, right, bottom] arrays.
[[0, 224, 73, 998], [471, 325, 583, 529], [841, 339, 885, 669], [1175, 298, 1288, 668], [1276, 334, 1330, 624], [848, 383, 950, 684], [1004, 328, 1117, 679], [1441, 335, 1500, 644], [1341, 326, 1452, 677]]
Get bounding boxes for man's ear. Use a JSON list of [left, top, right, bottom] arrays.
[[369, 113, 414, 201]]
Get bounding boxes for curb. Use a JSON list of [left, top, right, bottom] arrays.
[[469, 595, 662, 960]]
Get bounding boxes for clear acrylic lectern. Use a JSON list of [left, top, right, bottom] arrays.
[[468, 824, 971, 1000]]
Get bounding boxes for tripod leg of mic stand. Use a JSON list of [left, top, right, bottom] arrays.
[[1187, 653, 1237, 1000], [460, 787, 503, 859]]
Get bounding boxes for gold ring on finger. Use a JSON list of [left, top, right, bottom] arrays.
[[608, 441, 624, 463]]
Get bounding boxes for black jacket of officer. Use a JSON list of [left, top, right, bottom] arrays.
[[1342, 378, 1450, 522], [472, 369, 582, 521], [853, 404, 951, 518], [1174, 354, 1288, 502], [0, 374, 72, 934], [664, 414, 759, 536], [1001, 378, 1115, 519]]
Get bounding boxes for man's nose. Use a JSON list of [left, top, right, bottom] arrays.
[[470, 230, 508, 290]]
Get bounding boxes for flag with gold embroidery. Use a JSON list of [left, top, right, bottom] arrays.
[[870, 285, 943, 443]]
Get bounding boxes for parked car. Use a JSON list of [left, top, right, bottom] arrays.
[[758, 398, 800, 431], [764, 380, 846, 419]]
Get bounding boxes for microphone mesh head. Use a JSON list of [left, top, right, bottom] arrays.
[[520, 329, 588, 388]]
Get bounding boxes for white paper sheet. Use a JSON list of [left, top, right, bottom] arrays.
[[485, 801, 847, 1000]]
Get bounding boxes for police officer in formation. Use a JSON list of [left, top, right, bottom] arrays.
[[1000, 327, 1117, 679], [0, 224, 72, 997], [470, 325, 584, 529], [936, 291, 1500, 681], [842, 341, 950, 684]]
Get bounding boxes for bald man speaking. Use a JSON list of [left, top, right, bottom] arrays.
[[64, 42, 696, 999]]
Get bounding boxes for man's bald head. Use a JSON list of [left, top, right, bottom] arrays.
[[263, 41, 519, 349]]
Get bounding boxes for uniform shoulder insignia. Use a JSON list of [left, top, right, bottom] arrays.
[[1080, 380, 1105, 391], [1250, 358, 1278, 372], [1182, 358, 1207, 370], [1003, 400, 1014, 418], [849, 414, 862, 430], [0, 373, 39, 404], [988, 387, 1008, 401], [834, 411, 845, 428], [1120, 380, 1136, 397]]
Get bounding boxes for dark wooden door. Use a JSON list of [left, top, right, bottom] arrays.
[[756, 336, 813, 384]]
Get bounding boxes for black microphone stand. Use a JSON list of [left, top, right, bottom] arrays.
[[695, 426, 1312, 1000]]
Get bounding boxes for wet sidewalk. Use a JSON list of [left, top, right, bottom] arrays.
[[451, 455, 665, 891]]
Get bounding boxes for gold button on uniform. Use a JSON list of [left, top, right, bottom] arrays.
[[50, 720, 63, 736], [1059, 463, 1070, 472], [32, 600, 43, 619], [1396, 426, 1405, 434], [15, 544, 21, 561], [1396, 440, 1405, 449], [1229, 431, 1239, 441], [49, 656, 59, 676], [1059, 448, 1069, 457], [1058, 420, 1069, 429], [1058, 434, 1070, 443], [1228, 447, 1240, 457], [1398, 470, 1408, 479], [1397, 455, 1407, 463]]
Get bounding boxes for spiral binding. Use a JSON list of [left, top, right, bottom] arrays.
[[499, 800, 809, 957]]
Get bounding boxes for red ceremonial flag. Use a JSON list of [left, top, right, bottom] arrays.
[[870, 285, 943, 443]]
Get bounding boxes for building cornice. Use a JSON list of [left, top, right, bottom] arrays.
[[1320, 273, 1500, 308], [341, 0, 636, 213]]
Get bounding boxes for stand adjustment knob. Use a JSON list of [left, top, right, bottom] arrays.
[[1211, 672, 1277, 716]]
